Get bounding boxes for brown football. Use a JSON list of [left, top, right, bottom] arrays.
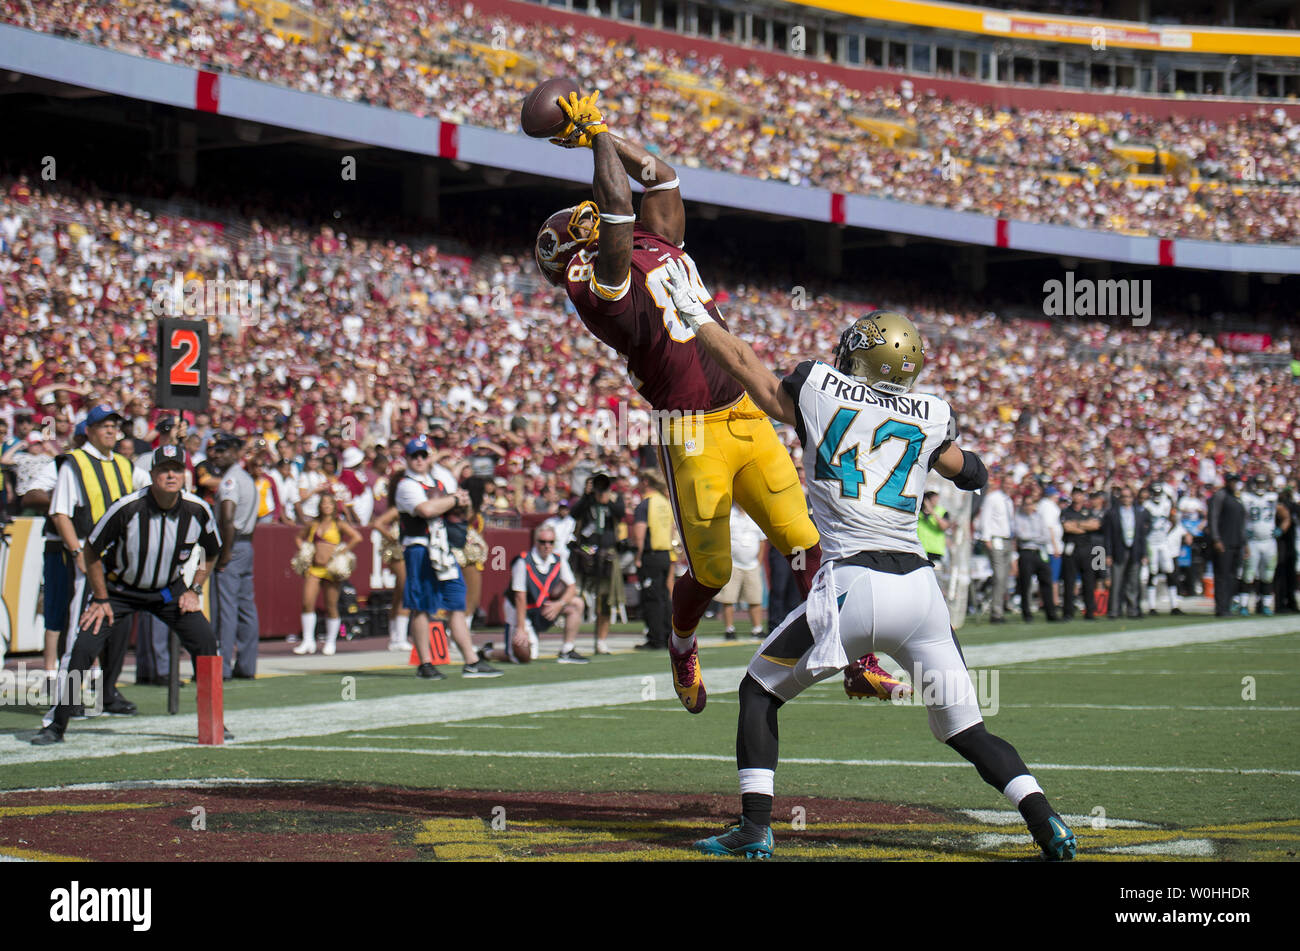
[[521, 76, 580, 138]]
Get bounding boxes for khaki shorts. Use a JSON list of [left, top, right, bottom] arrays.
[[717, 564, 763, 605]]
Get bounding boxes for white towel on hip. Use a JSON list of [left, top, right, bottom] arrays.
[[804, 559, 846, 677], [428, 521, 460, 581]]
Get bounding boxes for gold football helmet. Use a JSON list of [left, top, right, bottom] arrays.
[[534, 201, 601, 286], [833, 311, 925, 394]]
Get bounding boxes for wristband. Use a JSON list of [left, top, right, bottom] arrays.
[[91, 597, 109, 605], [599, 212, 636, 225], [642, 177, 680, 192]]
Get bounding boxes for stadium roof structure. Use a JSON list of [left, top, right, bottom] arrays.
[[786, 0, 1300, 56]]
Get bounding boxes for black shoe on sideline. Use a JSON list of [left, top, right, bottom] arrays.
[[416, 663, 446, 681], [103, 697, 138, 716], [30, 726, 64, 746]]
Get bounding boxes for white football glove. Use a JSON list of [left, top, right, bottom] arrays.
[[663, 258, 713, 331]]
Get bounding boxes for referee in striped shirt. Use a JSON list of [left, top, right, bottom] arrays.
[[33, 445, 226, 745]]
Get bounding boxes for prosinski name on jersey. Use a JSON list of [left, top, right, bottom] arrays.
[[818, 371, 933, 420]]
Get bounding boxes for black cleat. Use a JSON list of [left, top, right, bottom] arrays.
[[30, 726, 64, 746], [416, 663, 446, 681], [103, 697, 138, 716], [1030, 814, 1077, 861], [694, 817, 774, 859]]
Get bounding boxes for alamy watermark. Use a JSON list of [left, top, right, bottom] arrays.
[[588, 401, 705, 456], [1042, 271, 1150, 327], [1, 664, 104, 715], [150, 273, 262, 326], [888, 664, 1000, 715]]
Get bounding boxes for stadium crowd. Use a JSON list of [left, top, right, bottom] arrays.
[[2, 173, 1296, 508], [5, 0, 1300, 243], [2, 171, 1298, 639]]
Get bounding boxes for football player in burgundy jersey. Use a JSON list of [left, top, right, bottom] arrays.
[[534, 91, 905, 714]]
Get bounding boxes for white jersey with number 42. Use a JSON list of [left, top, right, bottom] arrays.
[[784, 360, 955, 561]]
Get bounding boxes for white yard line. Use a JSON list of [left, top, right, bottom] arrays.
[[230, 743, 1300, 776], [3, 617, 1296, 768]]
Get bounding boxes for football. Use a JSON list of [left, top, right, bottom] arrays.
[[520, 76, 580, 138]]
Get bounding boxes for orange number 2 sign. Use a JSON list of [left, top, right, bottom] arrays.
[[170, 328, 201, 386]]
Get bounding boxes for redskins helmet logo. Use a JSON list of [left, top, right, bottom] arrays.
[[535, 201, 601, 285], [536, 228, 560, 264]]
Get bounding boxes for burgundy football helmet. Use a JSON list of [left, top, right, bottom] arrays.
[[534, 201, 600, 286]]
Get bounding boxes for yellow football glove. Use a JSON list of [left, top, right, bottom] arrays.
[[551, 90, 608, 149]]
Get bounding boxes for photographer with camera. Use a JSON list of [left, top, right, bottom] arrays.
[[571, 473, 624, 656]]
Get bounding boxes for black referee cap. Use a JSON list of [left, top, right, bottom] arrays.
[[154, 444, 188, 471]]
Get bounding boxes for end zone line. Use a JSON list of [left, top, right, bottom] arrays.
[[236, 743, 1300, 776]]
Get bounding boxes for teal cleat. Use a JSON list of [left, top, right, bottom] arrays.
[[693, 819, 774, 859], [1034, 814, 1077, 861]]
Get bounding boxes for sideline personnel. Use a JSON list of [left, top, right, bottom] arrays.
[[213, 434, 260, 679], [48, 404, 135, 715], [33, 447, 227, 744]]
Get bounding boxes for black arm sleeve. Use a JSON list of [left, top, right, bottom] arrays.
[[952, 449, 988, 492]]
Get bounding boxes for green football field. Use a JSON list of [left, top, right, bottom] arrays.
[[1, 612, 1297, 861]]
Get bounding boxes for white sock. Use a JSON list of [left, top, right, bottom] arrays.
[[1169, 586, 1180, 609], [561, 641, 575, 653], [1002, 774, 1044, 807], [1146, 586, 1156, 610], [301, 613, 317, 643], [395, 614, 409, 643], [387, 617, 395, 642], [325, 617, 340, 648], [738, 767, 775, 797], [1264, 593, 1275, 611], [671, 631, 696, 653]]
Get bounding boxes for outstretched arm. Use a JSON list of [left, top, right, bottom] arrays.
[[662, 259, 794, 425], [694, 324, 794, 426], [608, 133, 684, 246], [554, 92, 634, 294], [590, 133, 634, 291]]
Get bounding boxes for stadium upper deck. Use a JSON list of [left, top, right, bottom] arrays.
[[2, 0, 1299, 249], [515, 0, 1300, 97]]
